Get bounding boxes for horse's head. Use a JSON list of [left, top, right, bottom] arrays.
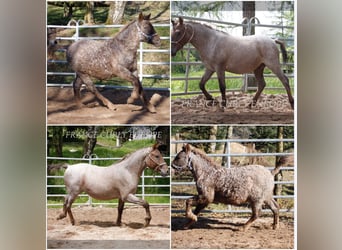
[[171, 143, 193, 172], [136, 12, 161, 47], [145, 143, 168, 176], [171, 17, 192, 56]]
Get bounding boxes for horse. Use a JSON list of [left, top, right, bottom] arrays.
[[172, 144, 285, 231], [171, 17, 294, 109], [67, 13, 161, 113], [57, 143, 168, 227]]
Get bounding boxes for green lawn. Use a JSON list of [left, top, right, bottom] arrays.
[[171, 71, 294, 99]]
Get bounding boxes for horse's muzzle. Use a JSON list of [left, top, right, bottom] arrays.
[[151, 34, 161, 47]]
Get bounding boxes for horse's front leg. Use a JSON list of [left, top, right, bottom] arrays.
[[216, 69, 227, 107], [126, 193, 151, 227], [114, 66, 156, 113], [199, 69, 215, 101], [116, 198, 125, 226], [184, 194, 210, 229], [78, 73, 116, 110]]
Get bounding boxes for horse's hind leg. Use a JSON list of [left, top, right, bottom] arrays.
[[241, 201, 262, 231], [249, 64, 266, 108], [116, 198, 125, 226], [73, 75, 84, 108], [126, 193, 151, 227], [274, 69, 294, 109], [78, 73, 116, 110], [57, 194, 77, 225], [265, 198, 280, 229]]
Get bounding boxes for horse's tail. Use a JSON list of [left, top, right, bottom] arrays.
[[271, 155, 288, 176], [275, 40, 288, 64], [47, 163, 68, 172]]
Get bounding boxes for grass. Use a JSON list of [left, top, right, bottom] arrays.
[[47, 138, 170, 205], [171, 71, 295, 99]]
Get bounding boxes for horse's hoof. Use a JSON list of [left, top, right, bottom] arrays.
[[144, 218, 151, 227], [57, 214, 65, 220], [106, 104, 117, 111], [146, 103, 156, 113]]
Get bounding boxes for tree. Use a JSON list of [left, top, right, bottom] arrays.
[[242, 1, 256, 35], [84, 1, 95, 24], [83, 126, 97, 158], [274, 126, 284, 197], [106, 1, 127, 24]]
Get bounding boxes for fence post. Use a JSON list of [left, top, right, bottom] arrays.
[[184, 44, 191, 94], [139, 42, 143, 83], [142, 169, 145, 201]]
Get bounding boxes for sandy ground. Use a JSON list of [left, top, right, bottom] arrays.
[[171, 213, 294, 249], [47, 87, 170, 125], [47, 206, 170, 249], [171, 93, 294, 124]]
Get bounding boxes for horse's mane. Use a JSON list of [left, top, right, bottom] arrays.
[[117, 20, 136, 34], [188, 21, 229, 36], [117, 146, 151, 163], [190, 146, 221, 169]]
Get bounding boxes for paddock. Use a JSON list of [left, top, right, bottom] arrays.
[[47, 206, 170, 249], [47, 21, 170, 124], [171, 136, 295, 249], [171, 15, 295, 124]]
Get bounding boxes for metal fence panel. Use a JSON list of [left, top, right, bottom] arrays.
[[171, 138, 295, 214], [47, 156, 170, 206]]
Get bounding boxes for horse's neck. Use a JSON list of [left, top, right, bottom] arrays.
[[189, 23, 217, 51], [122, 147, 151, 177], [191, 154, 217, 181], [111, 21, 140, 51]]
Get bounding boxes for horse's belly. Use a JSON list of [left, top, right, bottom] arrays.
[[85, 186, 120, 200]]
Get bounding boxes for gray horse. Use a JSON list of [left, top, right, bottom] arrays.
[[57, 143, 168, 227], [67, 13, 161, 113], [171, 17, 294, 109], [172, 144, 285, 231]]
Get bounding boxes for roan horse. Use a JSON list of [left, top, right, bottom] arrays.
[[171, 17, 294, 109], [57, 143, 168, 227], [67, 13, 161, 113], [172, 144, 285, 231]]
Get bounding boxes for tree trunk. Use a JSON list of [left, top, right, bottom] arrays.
[[242, 1, 255, 35], [84, 2, 95, 24], [208, 126, 218, 154], [222, 126, 233, 167], [83, 126, 97, 158], [274, 126, 284, 197], [52, 127, 63, 157], [106, 1, 127, 24]]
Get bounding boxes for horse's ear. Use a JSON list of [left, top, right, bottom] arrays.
[[145, 13, 151, 20], [152, 142, 160, 150], [171, 20, 175, 27], [179, 17, 184, 25], [184, 143, 191, 153], [138, 12, 144, 22]]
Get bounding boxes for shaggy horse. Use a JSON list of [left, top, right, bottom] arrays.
[[67, 13, 161, 113], [172, 144, 285, 231]]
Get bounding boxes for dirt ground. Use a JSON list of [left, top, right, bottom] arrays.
[[171, 213, 294, 249], [47, 206, 170, 249], [171, 93, 294, 124], [47, 87, 170, 124]]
